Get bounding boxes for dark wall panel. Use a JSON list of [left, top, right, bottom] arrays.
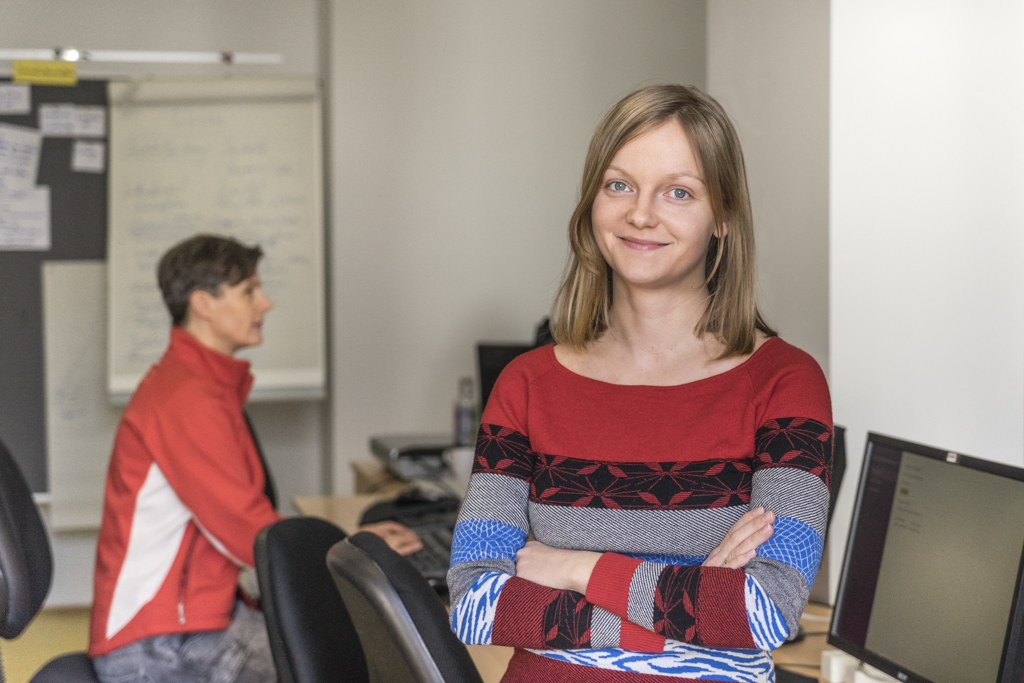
[[0, 79, 107, 491]]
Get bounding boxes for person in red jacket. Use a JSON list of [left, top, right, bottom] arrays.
[[89, 234, 419, 683]]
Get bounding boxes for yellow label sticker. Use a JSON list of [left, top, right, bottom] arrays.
[[13, 60, 78, 86]]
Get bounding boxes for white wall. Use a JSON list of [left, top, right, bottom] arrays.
[[706, 0, 832, 597], [328, 0, 707, 494], [830, 0, 1024, 594], [706, 0, 830, 373], [0, 0, 317, 77], [1, 0, 325, 606]]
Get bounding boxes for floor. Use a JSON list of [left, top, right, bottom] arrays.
[[1, 608, 90, 683]]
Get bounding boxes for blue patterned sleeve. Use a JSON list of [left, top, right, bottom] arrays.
[[447, 425, 533, 644], [744, 417, 833, 641]]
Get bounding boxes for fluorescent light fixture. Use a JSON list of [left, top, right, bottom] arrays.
[[0, 48, 283, 65]]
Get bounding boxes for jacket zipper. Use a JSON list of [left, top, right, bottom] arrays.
[[177, 532, 200, 624]]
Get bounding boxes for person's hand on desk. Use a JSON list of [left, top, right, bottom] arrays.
[[359, 520, 424, 555]]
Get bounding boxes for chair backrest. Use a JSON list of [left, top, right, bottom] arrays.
[[254, 517, 368, 683], [327, 532, 482, 683], [0, 435, 52, 640]]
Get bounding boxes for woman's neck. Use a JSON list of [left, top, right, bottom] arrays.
[[605, 281, 710, 352], [557, 281, 750, 386]]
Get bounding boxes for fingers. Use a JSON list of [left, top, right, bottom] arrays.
[[360, 521, 425, 556], [722, 548, 756, 569], [702, 507, 775, 569], [729, 508, 775, 546], [729, 515, 774, 560]]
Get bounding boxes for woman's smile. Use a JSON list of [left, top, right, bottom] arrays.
[[618, 235, 669, 250]]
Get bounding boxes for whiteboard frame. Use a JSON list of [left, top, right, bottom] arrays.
[[106, 77, 325, 404]]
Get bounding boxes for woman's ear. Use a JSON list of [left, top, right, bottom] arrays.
[[188, 289, 215, 322], [715, 221, 729, 238]]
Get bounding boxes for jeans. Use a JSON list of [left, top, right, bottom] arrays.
[[93, 602, 277, 683]]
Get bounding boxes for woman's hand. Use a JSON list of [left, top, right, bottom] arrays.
[[360, 520, 424, 556], [703, 506, 774, 569], [516, 540, 602, 594]]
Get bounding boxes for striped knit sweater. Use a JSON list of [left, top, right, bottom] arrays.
[[447, 339, 833, 683]]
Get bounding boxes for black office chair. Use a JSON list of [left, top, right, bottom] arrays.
[[254, 517, 369, 683], [0, 435, 99, 683], [327, 531, 482, 683]]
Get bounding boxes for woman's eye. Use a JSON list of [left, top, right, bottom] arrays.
[[671, 188, 690, 199], [609, 181, 628, 192]]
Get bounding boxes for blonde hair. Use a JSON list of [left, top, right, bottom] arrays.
[[551, 84, 775, 356]]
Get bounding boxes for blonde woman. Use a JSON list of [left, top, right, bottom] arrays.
[[448, 85, 832, 683]]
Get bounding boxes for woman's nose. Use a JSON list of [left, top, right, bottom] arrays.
[[626, 194, 657, 229]]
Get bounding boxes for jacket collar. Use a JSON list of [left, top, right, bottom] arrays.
[[166, 326, 254, 405]]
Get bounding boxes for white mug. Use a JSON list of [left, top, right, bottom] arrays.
[[443, 446, 476, 491]]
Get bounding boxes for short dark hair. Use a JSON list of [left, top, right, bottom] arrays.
[[157, 234, 263, 326]]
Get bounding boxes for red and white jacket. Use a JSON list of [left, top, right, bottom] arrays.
[[89, 327, 281, 657]]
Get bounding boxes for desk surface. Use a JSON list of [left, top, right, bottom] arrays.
[[294, 494, 831, 683]]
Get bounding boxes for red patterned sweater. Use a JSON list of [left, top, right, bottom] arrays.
[[447, 339, 832, 683]]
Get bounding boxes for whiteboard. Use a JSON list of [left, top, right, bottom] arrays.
[[44, 260, 121, 530], [107, 78, 325, 402]]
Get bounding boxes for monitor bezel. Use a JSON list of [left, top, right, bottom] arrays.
[[827, 432, 1024, 683]]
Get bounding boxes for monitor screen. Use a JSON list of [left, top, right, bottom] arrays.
[[829, 433, 1024, 683]]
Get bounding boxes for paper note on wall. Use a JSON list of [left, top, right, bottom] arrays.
[[0, 123, 42, 193], [39, 103, 106, 137], [72, 141, 105, 173], [13, 60, 77, 86], [0, 84, 31, 114], [43, 260, 122, 530], [0, 186, 50, 249]]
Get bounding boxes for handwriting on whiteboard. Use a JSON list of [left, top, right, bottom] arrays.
[[108, 94, 323, 399]]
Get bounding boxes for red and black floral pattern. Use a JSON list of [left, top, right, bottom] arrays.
[[753, 417, 832, 488], [652, 565, 702, 643], [542, 590, 594, 649], [529, 453, 752, 510], [473, 424, 535, 480]]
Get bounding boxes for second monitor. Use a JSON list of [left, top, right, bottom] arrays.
[[829, 432, 1024, 683]]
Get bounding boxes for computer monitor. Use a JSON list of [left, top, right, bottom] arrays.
[[476, 343, 533, 410], [828, 432, 1024, 683]]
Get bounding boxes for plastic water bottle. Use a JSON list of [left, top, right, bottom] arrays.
[[453, 377, 476, 447]]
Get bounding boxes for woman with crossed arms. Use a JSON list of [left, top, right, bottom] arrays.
[[447, 84, 832, 683]]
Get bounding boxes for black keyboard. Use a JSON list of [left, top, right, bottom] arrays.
[[359, 489, 459, 599], [405, 519, 455, 601], [406, 525, 453, 580]]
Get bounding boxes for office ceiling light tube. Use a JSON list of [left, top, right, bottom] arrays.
[[0, 48, 283, 65]]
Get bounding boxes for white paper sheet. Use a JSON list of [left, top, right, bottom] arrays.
[[0, 186, 50, 249], [0, 84, 31, 114], [0, 123, 42, 193], [72, 140, 106, 173], [43, 260, 122, 530], [39, 103, 106, 137]]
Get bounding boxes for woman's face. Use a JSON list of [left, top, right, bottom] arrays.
[[203, 273, 273, 355], [591, 119, 721, 295]]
